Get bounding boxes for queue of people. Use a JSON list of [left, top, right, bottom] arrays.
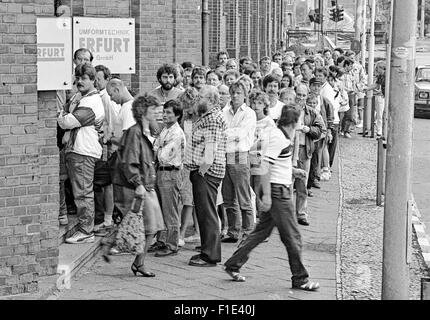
[[57, 46, 381, 291]]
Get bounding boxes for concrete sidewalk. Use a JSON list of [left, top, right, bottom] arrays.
[[53, 160, 340, 300]]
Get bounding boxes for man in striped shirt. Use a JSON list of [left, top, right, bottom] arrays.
[[224, 105, 320, 292]]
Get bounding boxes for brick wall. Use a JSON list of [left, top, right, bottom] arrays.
[[174, 0, 202, 66], [130, 0, 202, 94], [259, 0, 268, 58], [208, 0, 225, 67], [0, 0, 58, 296], [224, 0, 240, 61], [238, 0, 250, 58]]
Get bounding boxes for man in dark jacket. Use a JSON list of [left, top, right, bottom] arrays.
[[294, 84, 325, 226]]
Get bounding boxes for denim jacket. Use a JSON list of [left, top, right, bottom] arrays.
[[112, 123, 156, 190]]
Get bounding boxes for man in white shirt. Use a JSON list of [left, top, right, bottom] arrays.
[[58, 63, 105, 244], [262, 74, 284, 122], [221, 81, 256, 243], [105, 78, 137, 235], [151, 100, 186, 257], [224, 105, 320, 292]]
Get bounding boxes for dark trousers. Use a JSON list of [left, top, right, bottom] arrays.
[[328, 123, 339, 168], [190, 171, 222, 263], [341, 92, 357, 133], [224, 184, 309, 286], [308, 140, 322, 188], [65, 152, 97, 234]]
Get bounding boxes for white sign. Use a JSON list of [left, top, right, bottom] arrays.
[[73, 17, 135, 74], [37, 17, 73, 90]]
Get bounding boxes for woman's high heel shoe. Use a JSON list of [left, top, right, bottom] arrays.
[[131, 263, 155, 277]]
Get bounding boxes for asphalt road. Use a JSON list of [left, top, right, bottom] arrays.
[[412, 119, 430, 229], [413, 39, 430, 231]]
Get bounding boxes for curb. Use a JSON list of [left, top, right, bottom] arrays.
[[335, 142, 343, 300], [411, 194, 430, 270]]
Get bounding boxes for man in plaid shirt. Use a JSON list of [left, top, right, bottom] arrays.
[[184, 85, 227, 267]]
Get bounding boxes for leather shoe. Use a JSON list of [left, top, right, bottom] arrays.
[[221, 237, 238, 243], [188, 257, 217, 267], [307, 190, 314, 197], [298, 218, 310, 226], [154, 248, 178, 257], [190, 254, 201, 261], [312, 181, 321, 189], [148, 242, 165, 253]]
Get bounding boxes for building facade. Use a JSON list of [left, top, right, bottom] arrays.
[[0, 0, 295, 296]]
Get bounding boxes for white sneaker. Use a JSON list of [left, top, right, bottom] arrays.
[[356, 121, 363, 129], [109, 247, 129, 255], [320, 168, 330, 181], [65, 231, 95, 244], [184, 234, 200, 243], [178, 238, 185, 247]]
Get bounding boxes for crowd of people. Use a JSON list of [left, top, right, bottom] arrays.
[[57, 45, 386, 291]]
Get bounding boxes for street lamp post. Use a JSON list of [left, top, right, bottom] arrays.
[[382, 0, 417, 300], [363, 0, 376, 136]]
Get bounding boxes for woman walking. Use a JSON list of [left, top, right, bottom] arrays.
[[102, 93, 165, 277]]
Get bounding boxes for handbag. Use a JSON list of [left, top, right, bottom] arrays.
[[115, 197, 146, 254]]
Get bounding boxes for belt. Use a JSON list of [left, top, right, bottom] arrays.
[[158, 166, 180, 171], [299, 145, 306, 148]]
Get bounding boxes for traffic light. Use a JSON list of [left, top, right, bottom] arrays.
[[309, 8, 321, 24], [337, 8, 344, 21], [329, 8, 337, 22], [308, 9, 316, 22], [314, 8, 321, 24]]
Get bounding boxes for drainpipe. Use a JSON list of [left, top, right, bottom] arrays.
[[202, 0, 210, 66]]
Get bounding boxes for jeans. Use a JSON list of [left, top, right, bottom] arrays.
[[94, 184, 114, 226], [156, 170, 181, 251], [59, 149, 68, 217], [222, 153, 254, 239], [65, 152, 97, 234], [224, 184, 309, 286], [190, 171, 222, 263], [294, 147, 310, 220]]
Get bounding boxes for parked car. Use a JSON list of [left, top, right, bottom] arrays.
[[414, 65, 430, 118]]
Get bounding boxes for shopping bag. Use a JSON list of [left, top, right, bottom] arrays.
[[115, 198, 146, 254]]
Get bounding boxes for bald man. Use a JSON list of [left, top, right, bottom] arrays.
[[106, 78, 136, 146], [105, 79, 139, 254]]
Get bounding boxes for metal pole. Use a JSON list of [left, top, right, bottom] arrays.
[[202, 0, 210, 66], [361, 1, 367, 68], [421, 0, 426, 39], [363, 0, 375, 137], [382, 0, 417, 300], [355, 0, 363, 42], [320, 0, 324, 46], [335, 20, 338, 46]]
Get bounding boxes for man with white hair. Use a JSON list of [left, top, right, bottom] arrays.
[[184, 85, 227, 267]]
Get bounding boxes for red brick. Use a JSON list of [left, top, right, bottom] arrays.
[[16, 14, 36, 24]]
